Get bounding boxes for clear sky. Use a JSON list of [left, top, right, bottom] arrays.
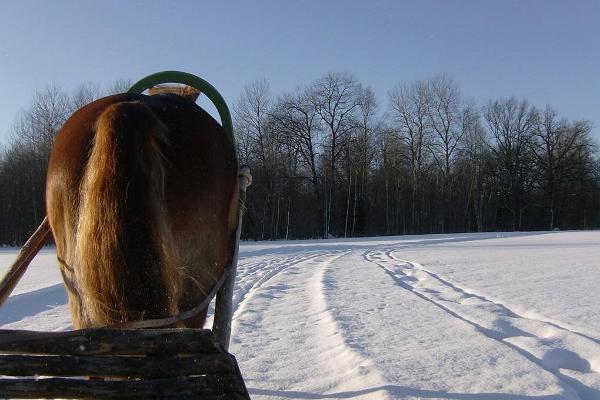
[[0, 0, 598, 143]]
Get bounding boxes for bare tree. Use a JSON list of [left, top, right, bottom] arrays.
[[270, 88, 324, 234], [234, 79, 273, 168], [345, 86, 379, 237], [310, 72, 361, 237], [105, 79, 133, 95], [484, 98, 539, 230], [23, 86, 70, 150], [532, 107, 594, 229], [2, 86, 70, 241], [426, 76, 463, 231], [233, 79, 277, 239], [69, 83, 102, 112], [427, 76, 463, 177], [459, 104, 488, 231], [389, 80, 431, 232]]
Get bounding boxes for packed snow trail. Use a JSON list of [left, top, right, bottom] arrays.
[[365, 248, 600, 400], [229, 244, 574, 399], [393, 232, 600, 339], [230, 251, 390, 399]]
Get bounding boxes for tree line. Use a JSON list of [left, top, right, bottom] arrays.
[[0, 73, 598, 245], [234, 73, 599, 240]]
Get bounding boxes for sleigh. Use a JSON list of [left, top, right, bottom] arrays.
[[0, 72, 251, 399]]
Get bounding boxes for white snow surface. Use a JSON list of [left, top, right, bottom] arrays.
[[2, 231, 600, 399]]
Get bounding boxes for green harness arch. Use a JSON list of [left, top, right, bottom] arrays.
[[128, 71, 235, 147]]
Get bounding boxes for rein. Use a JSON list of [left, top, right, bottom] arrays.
[[110, 259, 234, 330]]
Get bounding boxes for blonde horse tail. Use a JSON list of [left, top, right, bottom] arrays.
[[75, 101, 180, 326]]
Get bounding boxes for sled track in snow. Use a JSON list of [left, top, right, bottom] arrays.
[[232, 251, 326, 320], [232, 251, 389, 399], [364, 248, 600, 400], [307, 252, 388, 398]]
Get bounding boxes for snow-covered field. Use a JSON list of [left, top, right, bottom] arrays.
[[2, 231, 600, 399]]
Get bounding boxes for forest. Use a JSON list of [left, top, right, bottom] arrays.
[[0, 73, 598, 245]]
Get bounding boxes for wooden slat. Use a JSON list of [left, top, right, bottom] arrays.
[[0, 328, 221, 356], [0, 375, 250, 399], [0, 353, 237, 378]]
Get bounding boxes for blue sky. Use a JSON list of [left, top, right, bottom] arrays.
[[0, 0, 598, 143]]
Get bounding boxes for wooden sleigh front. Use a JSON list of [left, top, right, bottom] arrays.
[[0, 72, 251, 400], [0, 328, 249, 399]]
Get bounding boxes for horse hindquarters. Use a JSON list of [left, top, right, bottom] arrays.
[[47, 93, 239, 330]]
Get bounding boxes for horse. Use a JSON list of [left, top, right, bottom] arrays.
[[45, 86, 240, 329]]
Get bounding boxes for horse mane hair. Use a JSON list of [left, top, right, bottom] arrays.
[[148, 85, 200, 102]]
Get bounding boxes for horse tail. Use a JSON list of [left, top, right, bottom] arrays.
[[75, 101, 180, 326]]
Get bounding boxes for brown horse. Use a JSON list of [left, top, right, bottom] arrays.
[[46, 87, 239, 329]]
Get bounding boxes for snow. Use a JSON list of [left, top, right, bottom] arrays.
[[2, 231, 600, 399]]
